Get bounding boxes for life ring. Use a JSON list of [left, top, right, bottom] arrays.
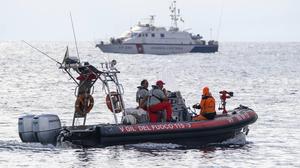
[[75, 94, 94, 115], [106, 91, 123, 113]]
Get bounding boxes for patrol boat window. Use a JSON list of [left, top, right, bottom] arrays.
[[160, 33, 165, 38], [151, 33, 155, 37], [132, 33, 138, 37]]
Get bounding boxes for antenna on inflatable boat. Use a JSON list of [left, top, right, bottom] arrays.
[[69, 12, 81, 62], [22, 40, 62, 66]]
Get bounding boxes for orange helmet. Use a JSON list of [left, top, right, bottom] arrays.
[[203, 87, 209, 96]]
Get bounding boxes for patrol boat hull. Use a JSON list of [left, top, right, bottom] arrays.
[[61, 106, 257, 147], [96, 43, 218, 55]]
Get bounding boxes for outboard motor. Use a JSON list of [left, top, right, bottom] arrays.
[[18, 115, 38, 142], [168, 91, 192, 121], [32, 114, 61, 144]]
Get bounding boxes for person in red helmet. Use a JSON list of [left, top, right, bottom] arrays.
[[193, 87, 216, 121], [147, 80, 173, 122]]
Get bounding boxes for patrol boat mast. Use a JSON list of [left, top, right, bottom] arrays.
[[169, 0, 183, 31]]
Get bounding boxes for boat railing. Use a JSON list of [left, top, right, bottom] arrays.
[[191, 34, 203, 40], [194, 40, 206, 45], [208, 40, 218, 45], [97, 60, 126, 123], [110, 38, 123, 44]]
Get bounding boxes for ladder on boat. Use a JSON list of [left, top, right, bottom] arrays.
[[100, 62, 126, 124]]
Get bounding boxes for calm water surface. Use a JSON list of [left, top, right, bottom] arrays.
[[0, 42, 299, 167]]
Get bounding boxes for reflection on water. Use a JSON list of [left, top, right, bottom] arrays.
[[71, 133, 247, 165], [74, 149, 94, 167]]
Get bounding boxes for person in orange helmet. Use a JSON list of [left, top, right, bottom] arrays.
[[192, 87, 216, 121]]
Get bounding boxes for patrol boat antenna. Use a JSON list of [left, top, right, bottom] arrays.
[[169, 0, 183, 31], [149, 15, 155, 26]]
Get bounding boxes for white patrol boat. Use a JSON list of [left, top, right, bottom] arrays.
[[96, 1, 218, 55]]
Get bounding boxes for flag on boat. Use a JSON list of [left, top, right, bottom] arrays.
[[62, 46, 69, 65], [61, 46, 79, 66]]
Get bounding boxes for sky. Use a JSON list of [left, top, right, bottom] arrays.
[[0, 0, 299, 42]]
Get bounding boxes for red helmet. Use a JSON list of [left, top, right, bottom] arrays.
[[156, 80, 165, 86]]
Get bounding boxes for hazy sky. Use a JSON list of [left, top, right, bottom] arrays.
[[0, 0, 299, 42]]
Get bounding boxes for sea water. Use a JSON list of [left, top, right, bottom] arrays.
[[0, 41, 299, 167]]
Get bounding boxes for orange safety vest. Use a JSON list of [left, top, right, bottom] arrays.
[[200, 96, 216, 115]]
